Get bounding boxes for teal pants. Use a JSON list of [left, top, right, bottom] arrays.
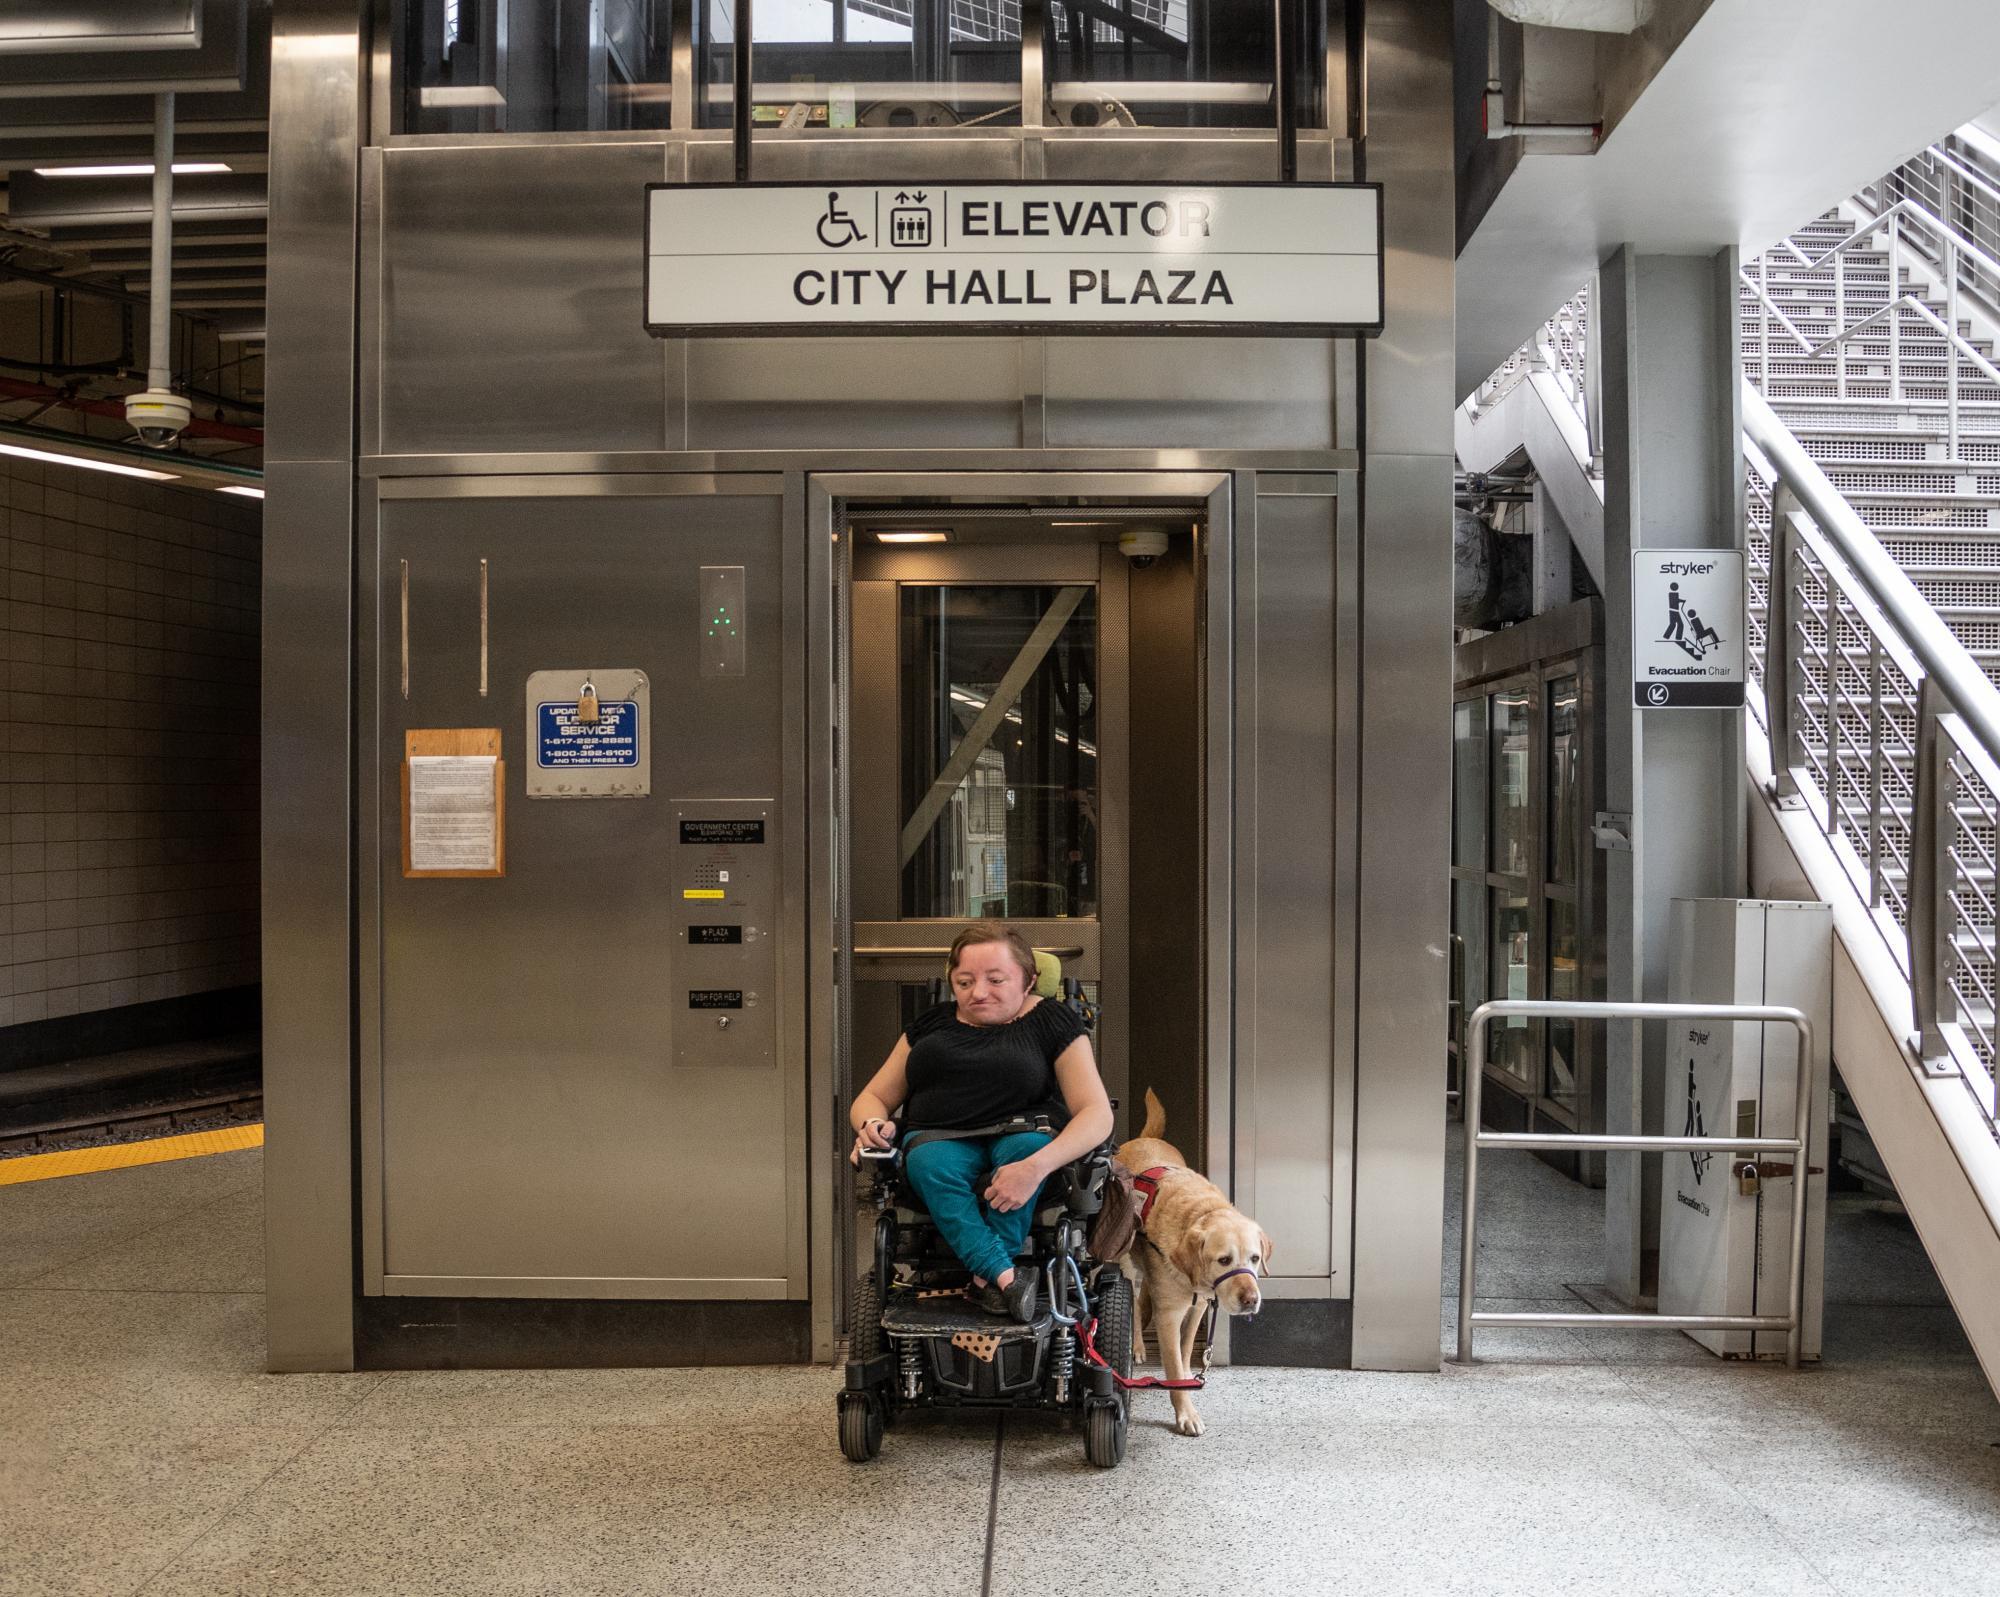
[[904, 1131, 1053, 1284]]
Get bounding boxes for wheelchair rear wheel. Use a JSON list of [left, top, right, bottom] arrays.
[[850, 1270, 884, 1362]]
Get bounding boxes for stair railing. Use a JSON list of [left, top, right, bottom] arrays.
[[1744, 381, 2000, 1135], [1744, 192, 2000, 462], [1467, 280, 1601, 475]]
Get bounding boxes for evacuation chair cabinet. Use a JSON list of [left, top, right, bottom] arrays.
[[259, 0, 1458, 1376], [1660, 898, 1832, 1360]]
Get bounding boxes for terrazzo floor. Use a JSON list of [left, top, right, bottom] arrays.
[[3, 1128, 1995, 1596]]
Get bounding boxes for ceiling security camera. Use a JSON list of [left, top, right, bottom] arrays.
[[1119, 528, 1169, 568], [125, 388, 191, 450]]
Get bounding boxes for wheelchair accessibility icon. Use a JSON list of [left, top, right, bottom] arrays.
[[815, 191, 867, 248]]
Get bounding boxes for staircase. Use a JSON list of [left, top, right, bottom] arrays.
[[1455, 127, 2000, 1398], [1745, 200, 2000, 683]]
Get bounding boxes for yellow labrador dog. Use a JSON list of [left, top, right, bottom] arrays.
[[1114, 1088, 1271, 1437]]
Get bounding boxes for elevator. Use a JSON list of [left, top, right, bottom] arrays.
[[261, 0, 1457, 1376]]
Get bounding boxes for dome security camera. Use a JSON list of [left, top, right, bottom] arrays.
[[1118, 528, 1169, 568], [125, 388, 191, 450]]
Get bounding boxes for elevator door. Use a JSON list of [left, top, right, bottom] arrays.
[[847, 537, 1130, 1117]]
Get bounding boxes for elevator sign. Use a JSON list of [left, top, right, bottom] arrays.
[[643, 181, 1383, 337], [1632, 550, 1747, 709]]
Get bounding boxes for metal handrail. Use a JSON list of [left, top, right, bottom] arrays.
[[1468, 281, 1599, 473], [1742, 382, 2000, 760], [1746, 377, 2000, 1117], [1457, 1000, 1814, 1368]]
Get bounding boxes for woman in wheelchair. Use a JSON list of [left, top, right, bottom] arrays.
[[849, 921, 1114, 1324]]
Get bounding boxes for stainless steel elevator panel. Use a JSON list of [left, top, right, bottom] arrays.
[[371, 141, 668, 458], [373, 490, 796, 1298], [1237, 486, 1353, 1293]]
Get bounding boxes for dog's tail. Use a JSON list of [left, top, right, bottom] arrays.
[[1140, 1087, 1167, 1141]]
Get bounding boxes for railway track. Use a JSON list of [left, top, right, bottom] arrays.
[[0, 1090, 264, 1158]]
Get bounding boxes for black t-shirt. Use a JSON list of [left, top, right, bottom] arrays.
[[901, 998, 1085, 1132]]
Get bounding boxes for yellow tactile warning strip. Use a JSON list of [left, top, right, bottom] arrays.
[[0, 1123, 264, 1186]]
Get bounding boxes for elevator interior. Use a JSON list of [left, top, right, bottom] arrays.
[[843, 506, 1206, 1150], [838, 504, 1209, 1318]]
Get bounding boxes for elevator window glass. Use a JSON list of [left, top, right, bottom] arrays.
[[1045, 0, 1313, 129], [1489, 690, 1532, 877], [699, 0, 1023, 130], [399, 0, 675, 133], [1547, 674, 1581, 886], [1488, 887, 1534, 1086], [1452, 877, 1485, 1036], [1545, 896, 1579, 1114], [899, 585, 1098, 921], [1452, 697, 1486, 870]]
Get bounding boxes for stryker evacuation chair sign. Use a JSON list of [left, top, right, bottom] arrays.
[[643, 182, 1383, 336], [1631, 549, 1747, 708]]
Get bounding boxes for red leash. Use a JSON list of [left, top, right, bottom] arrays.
[[1078, 1313, 1208, 1391]]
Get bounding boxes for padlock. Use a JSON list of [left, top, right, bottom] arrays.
[[1735, 1160, 1760, 1198], [576, 678, 600, 725]]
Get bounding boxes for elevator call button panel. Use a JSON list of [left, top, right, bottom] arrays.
[[699, 566, 747, 679], [672, 801, 774, 1068]]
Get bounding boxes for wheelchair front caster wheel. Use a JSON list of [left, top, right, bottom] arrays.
[[838, 1393, 884, 1463], [1083, 1399, 1127, 1468]]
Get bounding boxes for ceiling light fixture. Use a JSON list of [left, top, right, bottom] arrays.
[[33, 162, 233, 178], [0, 440, 177, 481], [217, 484, 264, 499], [1049, 520, 1113, 527], [874, 530, 950, 543]]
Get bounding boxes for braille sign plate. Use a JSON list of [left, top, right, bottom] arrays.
[[1631, 550, 1747, 709], [643, 181, 1383, 337]]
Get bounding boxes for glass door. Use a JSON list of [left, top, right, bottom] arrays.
[[850, 571, 1107, 1034]]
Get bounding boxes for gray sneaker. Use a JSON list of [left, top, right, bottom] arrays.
[[963, 1274, 1040, 1323]]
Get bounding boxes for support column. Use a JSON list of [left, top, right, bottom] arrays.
[[1530, 482, 1573, 615], [1351, 0, 1455, 1371], [262, 1, 368, 1371], [1597, 246, 1748, 1305]]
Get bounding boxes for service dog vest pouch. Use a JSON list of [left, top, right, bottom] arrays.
[[1088, 1163, 1144, 1262]]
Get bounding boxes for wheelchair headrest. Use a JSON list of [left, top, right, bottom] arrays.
[[939, 945, 1063, 998]]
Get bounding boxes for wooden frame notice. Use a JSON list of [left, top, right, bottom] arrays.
[[402, 728, 506, 878]]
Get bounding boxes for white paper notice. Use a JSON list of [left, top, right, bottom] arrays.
[[409, 755, 498, 871]]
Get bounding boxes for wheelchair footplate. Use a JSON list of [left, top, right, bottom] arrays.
[[879, 1289, 1052, 1343]]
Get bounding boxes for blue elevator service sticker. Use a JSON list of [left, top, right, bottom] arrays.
[[535, 700, 640, 767]]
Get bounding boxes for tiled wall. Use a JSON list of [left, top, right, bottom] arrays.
[[1, 462, 260, 1029]]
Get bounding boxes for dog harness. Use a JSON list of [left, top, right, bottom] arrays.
[[1082, 1166, 1259, 1392], [1132, 1166, 1171, 1223]]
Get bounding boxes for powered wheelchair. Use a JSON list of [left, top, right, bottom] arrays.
[[837, 963, 1134, 1469]]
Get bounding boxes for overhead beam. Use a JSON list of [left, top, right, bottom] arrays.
[[8, 170, 266, 226], [0, 4, 203, 55], [0, 137, 268, 169], [0, 0, 246, 99], [32, 219, 266, 247]]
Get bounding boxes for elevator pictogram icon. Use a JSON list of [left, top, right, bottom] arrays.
[[889, 191, 933, 247]]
